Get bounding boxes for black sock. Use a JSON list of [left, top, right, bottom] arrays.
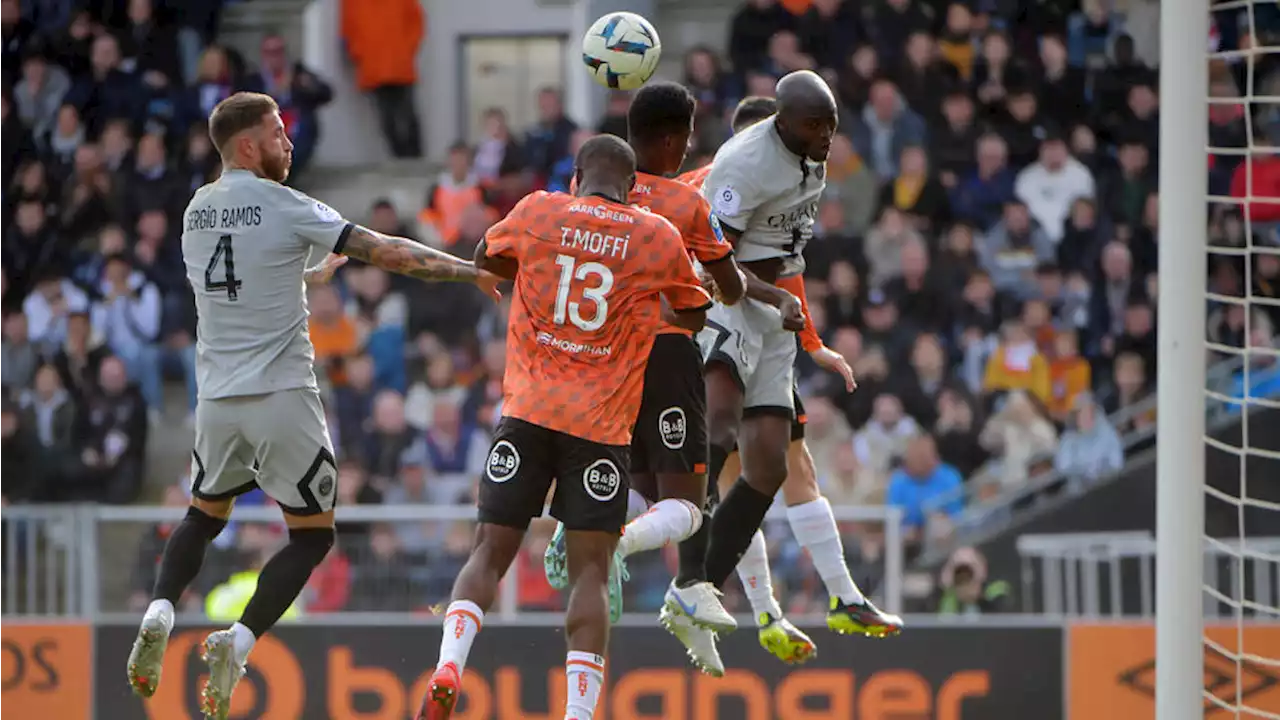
[[239, 528, 334, 637], [152, 507, 227, 604], [705, 478, 775, 588], [673, 444, 729, 587]]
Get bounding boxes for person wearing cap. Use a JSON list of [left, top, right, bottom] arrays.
[[1014, 125, 1096, 243]]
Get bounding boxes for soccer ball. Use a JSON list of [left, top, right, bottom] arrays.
[[582, 12, 661, 91]]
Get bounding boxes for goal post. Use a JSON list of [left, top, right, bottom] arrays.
[[1155, 0, 1208, 718]]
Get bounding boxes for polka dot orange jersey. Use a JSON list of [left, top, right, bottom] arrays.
[[630, 171, 732, 336], [484, 190, 712, 445]]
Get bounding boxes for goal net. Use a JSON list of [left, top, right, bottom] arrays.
[[1162, 0, 1280, 718]]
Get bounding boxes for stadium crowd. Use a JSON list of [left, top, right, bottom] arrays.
[[4, 0, 1280, 615]]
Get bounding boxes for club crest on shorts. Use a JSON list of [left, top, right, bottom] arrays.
[[317, 473, 334, 498], [658, 406, 687, 450], [486, 440, 520, 483], [582, 459, 621, 502]]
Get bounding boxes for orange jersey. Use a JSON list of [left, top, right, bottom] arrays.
[[485, 191, 712, 445], [677, 164, 712, 190], [776, 274, 823, 352], [631, 171, 733, 336]]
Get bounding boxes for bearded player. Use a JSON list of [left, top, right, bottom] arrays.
[[125, 92, 502, 720], [541, 82, 748, 631], [684, 96, 903, 669], [417, 135, 712, 720]]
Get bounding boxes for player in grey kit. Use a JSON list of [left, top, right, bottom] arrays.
[[125, 92, 502, 720]]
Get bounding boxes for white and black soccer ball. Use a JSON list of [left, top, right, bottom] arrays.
[[581, 12, 661, 91]]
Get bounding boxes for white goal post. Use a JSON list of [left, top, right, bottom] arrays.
[[1155, 1, 1208, 719]]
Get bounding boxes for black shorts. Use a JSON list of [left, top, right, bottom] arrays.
[[631, 333, 709, 475], [478, 417, 630, 533], [791, 388, 807, 442]]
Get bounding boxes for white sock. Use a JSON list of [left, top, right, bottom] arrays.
[[735, 529, 784, 622], [617, 498, 701, 558], [565, 651, 606, 720], [787, 497, 865, 605], [144, 599, 175, 631], [437, 600, 484, 673], [230, 622, 256, 663], [625, 489, 651, 522]]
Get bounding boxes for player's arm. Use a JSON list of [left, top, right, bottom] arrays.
[[713, 223, 794, 308], [703, 173, 801, 313], [684, 198, 746, 306], [340, 225, 487, 283], [473, 238, 518, 280], [661, 295, 708, 332], [654, 219, 714, 331]]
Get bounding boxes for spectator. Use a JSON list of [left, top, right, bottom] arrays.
[[971, 30, 1027, 118], [20, 363, 78, 494], [308, 284, 359, 387], [933, 387, 988, 477], [864, 0, 933, 70], [996, 88, 1046, 169], [1, 311, 39, 391], [15, 45, 71, 142], [1047, 328, 1091, 421], [879, 144, 950, 233], [1, 398, 41, 502], [51, 310, 108, 402], [931, 92, 980, 190], [1015, 131, 1096, 243], [836, 44, 878, 112], [333, 353, 377, 458], [523, 87, 578, 183], [77, 355, 148, 503], [341, 0, 425, 158], [979, 200, 1055, 299], [1114, 299, 1157, 379], [1054, 392, 1124, 484], [899, 333, 952, 426], [796, 0, 859, 73], [418, 398, 489, 502], [1088, 241, 1136, 359], [243, 33, 333, 177], [823, 134, 880, 238], [884, 238, 950, 332], [983, 319, 1052, 404], [977, 390, 1058, 492], [896, 31, 958, 123], [419, 142, 488, 250], [886, 435, 964, 550], [936, 3, 976, 81], [126, 132, 185, 224], [91, 253, 162, 412], [1225, 315, 1280, 414], [951, 133, 1015, 230], [363, 389, 414, 482], [1067, 0, 1125, 71], [935, 546, 1010, 615], [303, 543, 352, 614], [0, 0, 34, 87], [728, 0, 794, 75], [596, 90, 631, 140], [853, 393, 920, 493], [24, 274, 90, 356], [128, 482, 235, 612], [865, 208, 926, 287], [119, 0, 180, 84], [684, 48, 734, 134], [860, 289, 915, 366], [1099, 137, 1155, 228], [472, 107, 524, 187], [6, 198, 69, 301], [1036, 34, 1088, 130], [64, 32, 139, 137], [849, 78, 927, 181], [1057, 197, 1102, 275]]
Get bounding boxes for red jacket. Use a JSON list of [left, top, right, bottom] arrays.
[[1230, 154, 1280, 223]]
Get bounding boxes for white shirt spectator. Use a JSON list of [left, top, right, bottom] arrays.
[[1015, 155, 1095, 243], [92, 270, 162, 359], [24, 279, 90, 354]]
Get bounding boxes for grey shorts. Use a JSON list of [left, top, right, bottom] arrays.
[[695, 299, 796, 417], [191, 387, 338, 515]]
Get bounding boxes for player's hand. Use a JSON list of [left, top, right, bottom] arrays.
[[475, 269, 503, 302], [779, 292, 805, 332], [304, 254, 348, 284], [810, 345, 857, 392], [697, 268, 722, 302]]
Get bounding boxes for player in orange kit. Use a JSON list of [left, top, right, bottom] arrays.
[[416, 135, 712, 720], [682, 95, 902, 667], [542, 82, 749, 632]]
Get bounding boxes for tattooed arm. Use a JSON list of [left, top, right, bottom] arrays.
[[340, 225, 482, 282]]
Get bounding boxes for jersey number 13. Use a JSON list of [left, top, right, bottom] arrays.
[[553, 254, 613, 331], [205, 234, 244, 301]]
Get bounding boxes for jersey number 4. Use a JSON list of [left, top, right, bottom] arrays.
[[553, 254, 613, 331], [205, 234, 243, 301]]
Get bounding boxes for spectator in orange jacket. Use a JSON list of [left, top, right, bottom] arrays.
[[341, 0, 424, 158]]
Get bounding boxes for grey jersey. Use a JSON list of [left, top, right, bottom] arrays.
[[702, 116, 826, 276], [182, 169, 352, 399]]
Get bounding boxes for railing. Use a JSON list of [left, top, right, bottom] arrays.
[[1017, 532, 1280, 618], [0, 502, 904, 622], [916, 355, 1253, 565]]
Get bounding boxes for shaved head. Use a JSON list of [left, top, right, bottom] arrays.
[[573, 133, 637, 202], [773, 70, 839, 161]]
